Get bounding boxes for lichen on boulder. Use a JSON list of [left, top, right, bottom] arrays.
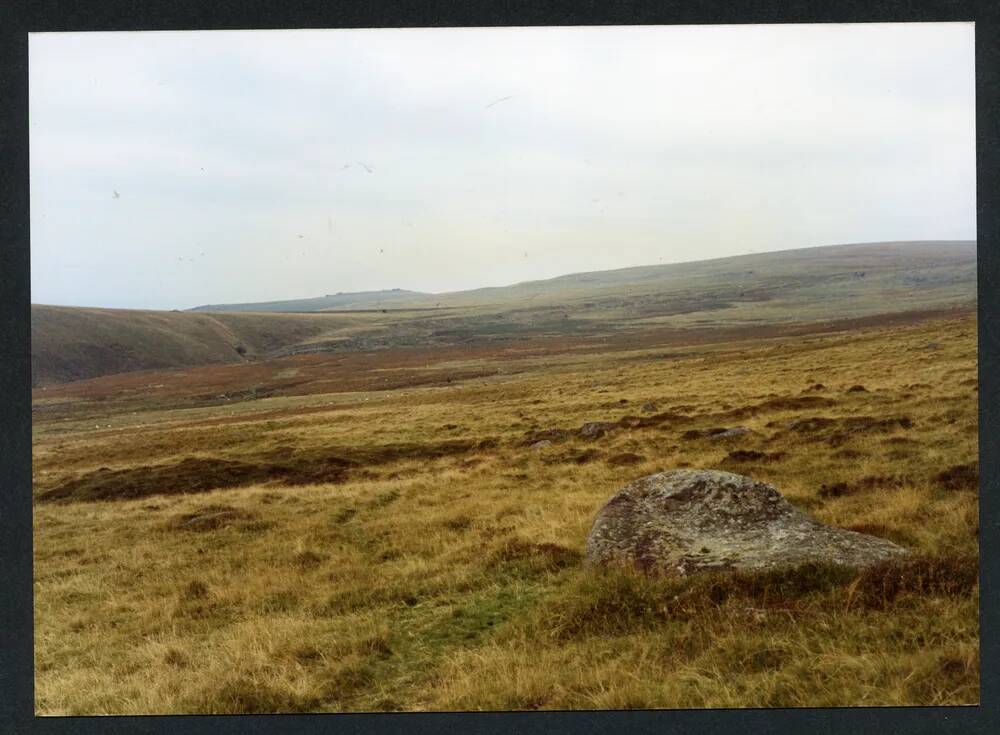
[[585, 469, 907, 575]]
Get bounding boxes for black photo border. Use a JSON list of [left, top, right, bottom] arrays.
[[2, 2, 997, 734]]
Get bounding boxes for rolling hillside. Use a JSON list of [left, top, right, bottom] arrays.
[[187, 241, 975, 313], [189, 288, 428, 313], [32, 240, 976, 386], [30, 307, 358, 387]]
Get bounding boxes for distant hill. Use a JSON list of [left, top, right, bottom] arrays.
[[399, 240, 976, 309], [189, 288, 428, 313], [32, 241, 976, 386], [30, 307, 354, 387]]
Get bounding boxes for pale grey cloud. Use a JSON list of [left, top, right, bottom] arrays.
[[29, 23, 975, 309]]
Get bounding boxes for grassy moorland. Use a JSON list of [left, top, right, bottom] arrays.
[[32, 306, 978, 713], [31, 240, 974, 387]]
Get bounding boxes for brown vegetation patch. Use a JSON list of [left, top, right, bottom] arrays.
[[769, 395, 839, 410], [753, 395, 838, 413], [828, 416, 913, 447], [293, 550, 327, 570], [818, 475, 908, 499], [37, 439, 491, 503], [785, 417, 838, 433], [844, 555, 978, 611], [441, 515, 474, 532], [935, 462, 978, 492], [59, 455, 352, 502], [182, 580, 210, 599], [681, 427, 729, 440], [606, 452, 646, 467], [544, 555, 977, 642], [722, 450, 786, 464], [525, 412, 694, 448], [832, 448, 863, 460], [617, 411, 692, 429], [521, 428, 572, 446], [775, 415, 913, 447]]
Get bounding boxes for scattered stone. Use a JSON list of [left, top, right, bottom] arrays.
[[585, 469, 908, 575], [522, 428, 571, 446], [707, 427, 751, 442], [578, 421, 618, 439], [529, 440, 553, 450], [641, 402, 658, 413]]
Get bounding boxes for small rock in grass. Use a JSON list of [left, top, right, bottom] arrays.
[[578, 421, 618, 439]]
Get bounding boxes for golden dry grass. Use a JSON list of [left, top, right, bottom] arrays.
[[32, 311, 978, 713]]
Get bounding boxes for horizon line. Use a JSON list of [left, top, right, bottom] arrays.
[[32, 238, 976, 313]]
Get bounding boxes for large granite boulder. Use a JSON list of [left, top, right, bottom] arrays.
[[585, 469, 907, 575]]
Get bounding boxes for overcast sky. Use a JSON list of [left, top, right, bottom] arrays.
[[30, 23, 976, 310]]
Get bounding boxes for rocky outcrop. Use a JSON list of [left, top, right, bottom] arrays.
[[586, 469, 907, 575]]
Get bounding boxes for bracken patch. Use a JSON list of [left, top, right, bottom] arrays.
[[730, 395, 838, 418]]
